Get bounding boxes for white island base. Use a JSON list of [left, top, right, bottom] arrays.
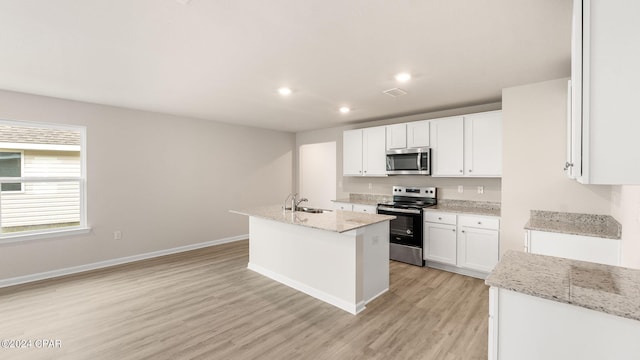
[[247, 216, 389, 315]]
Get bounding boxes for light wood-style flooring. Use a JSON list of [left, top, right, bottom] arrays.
[[0, 240, 488, 360]]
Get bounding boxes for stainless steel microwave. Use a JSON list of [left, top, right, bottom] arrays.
[[386, 147, 431, 175]]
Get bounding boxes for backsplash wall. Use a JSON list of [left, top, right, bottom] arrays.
[[342, 176, 502, 202]]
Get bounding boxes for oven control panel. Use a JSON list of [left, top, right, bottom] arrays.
[[392, 186, 436, 198]]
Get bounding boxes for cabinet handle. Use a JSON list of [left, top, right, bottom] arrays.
[[477, 221, 482, 225], [459, 170, 463, 173], [452, 229, 456, 232], [564, 162, 574, 171], [461, 230, 465, 233], [469, 169, 473, 173], [438, 217, 442, 220]]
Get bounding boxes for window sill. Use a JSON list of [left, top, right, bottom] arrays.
[[0, 227, 91, 244]]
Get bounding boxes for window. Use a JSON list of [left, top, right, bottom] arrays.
[[0, 150, 22, 192], [0, 120, 88, 241]]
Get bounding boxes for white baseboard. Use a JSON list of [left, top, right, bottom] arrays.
[[365, 287, 389, 305], [248, 262, 365, 315], [425, 261, 489, 280], [0, 234, 248, 288]]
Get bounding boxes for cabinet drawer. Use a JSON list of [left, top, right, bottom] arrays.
[[424, 212, 457, 225], [333, 202, 353, 211], [458, 215, 499, 230], [353, 204, 376, 214]]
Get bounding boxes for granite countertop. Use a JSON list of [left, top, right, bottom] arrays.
[[486, 250, 640, 322], [525, 210, 621, 239], [423, 199, 501, 217], [230, 205, 395, 233], [333, 193, 392, 206]]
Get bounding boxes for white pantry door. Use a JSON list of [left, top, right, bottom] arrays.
[[299, 142, 336, 210]]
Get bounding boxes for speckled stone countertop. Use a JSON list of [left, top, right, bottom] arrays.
[[423, 199, 501, 217], [525, 210, 621, 239], [230, 205, 395, 233], [333, 193, 392, 206], [486, 251, 640, 321]]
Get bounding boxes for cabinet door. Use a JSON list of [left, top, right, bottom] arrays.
[[363, 126, 387, 176], [457, 226, 499, 273], [386, 124, 407, 150], [431, 116, 464, 177], [343, 129, 363, 176], [424, 222, 457, 265], [464, 111, 502, 177], [407, 120, 430, 148]]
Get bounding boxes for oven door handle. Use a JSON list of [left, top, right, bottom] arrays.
[[377, 206, 421, 215]]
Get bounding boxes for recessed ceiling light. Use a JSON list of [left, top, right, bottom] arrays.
[[395, 72, 412, 82], [278, 87, 292, 96], [339, 107, 351, 114]]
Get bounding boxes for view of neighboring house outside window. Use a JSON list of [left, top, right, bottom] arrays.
[[0, 121, 87, 239], [0, 150, 22, 191]]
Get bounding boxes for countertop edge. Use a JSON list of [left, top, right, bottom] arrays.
[[485, 251, 640, 322], [229, 207, 395, 234]]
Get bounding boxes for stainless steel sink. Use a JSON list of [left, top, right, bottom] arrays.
[[295, 207, 331, 214]]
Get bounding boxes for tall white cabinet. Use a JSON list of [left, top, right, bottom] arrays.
[[567, 0, 640, 184], [431, 111, 502, 177], [343, 126, 387, 177], [431, 116, 464, 176]]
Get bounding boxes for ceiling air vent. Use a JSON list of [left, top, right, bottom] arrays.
[[383, 88, 408, 97]]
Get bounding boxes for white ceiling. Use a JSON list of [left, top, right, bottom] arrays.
[[0, 0, 572, 133]]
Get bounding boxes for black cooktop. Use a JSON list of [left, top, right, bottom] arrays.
[[379, 201, 435, 210]]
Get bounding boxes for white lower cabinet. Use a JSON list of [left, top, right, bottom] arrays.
[[424, 222, 457, 265], [353, 204, 377, 214], [458, 215, 500, 273], [331, 202, 377, 214], [525, 229, 620, 266], [332, 202, 353, 211], [489, 287, 640, 360], [424, 211, 500, 279]]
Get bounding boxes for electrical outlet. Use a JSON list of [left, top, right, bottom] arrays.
[[458, 185, 463, 193], [477, 186, 484, 194], [114, 231, 122, 240]]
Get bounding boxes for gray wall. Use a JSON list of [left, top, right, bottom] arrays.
[[500, 78, 613, 254], [0, 90, 295, 280]]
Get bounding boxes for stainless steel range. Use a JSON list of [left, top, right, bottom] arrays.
[[377, 186, 437, 266]]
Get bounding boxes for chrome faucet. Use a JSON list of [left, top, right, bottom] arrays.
[[284, 193, 297, 211], [283, 193, 308, 212], [295, 197, 309, 210]]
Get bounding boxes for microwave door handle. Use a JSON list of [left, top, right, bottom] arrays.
[[417, 153, 421, 170]]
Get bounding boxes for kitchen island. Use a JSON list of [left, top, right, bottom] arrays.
[[230, 205, 394, 314]]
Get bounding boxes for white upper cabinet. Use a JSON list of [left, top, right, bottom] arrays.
[[464, 111, 502, 177], [343, 129, 364, 176], [386, 120, 430, 150], [431, 111, 502, 177], [386, 124, 407, 150], [568, 0, 640, 184], [431, 116, 465, 176], [362, 126, 387, 176], [343, 126, 387, 177], [407, 120, 430, 148]]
